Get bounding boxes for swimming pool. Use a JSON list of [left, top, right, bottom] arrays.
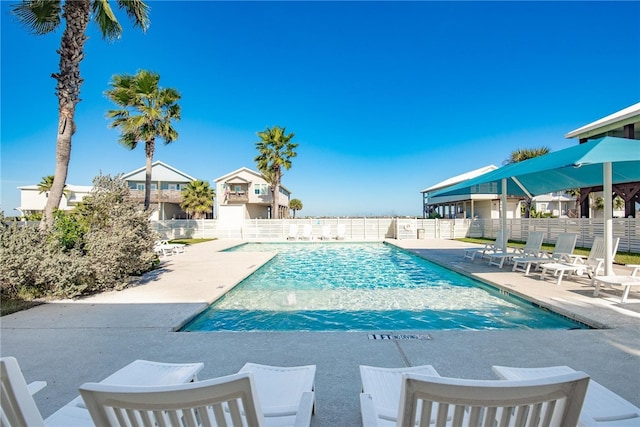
[[181, 243, 587, 332]]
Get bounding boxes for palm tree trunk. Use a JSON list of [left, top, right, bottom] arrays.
[[144, 138, 155, 210], [41, 0, 90, 230]]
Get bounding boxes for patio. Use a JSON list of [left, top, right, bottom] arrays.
[[1, 239, 639, 426]]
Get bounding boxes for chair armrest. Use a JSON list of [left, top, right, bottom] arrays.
[[27, 380, 47, 395], [293, 391, 315, 427], [360, 393, 380, 427], [626, 264, 640, 277]]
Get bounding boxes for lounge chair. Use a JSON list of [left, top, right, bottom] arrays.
[[300, 224, 313, 241], [320, 225, 331, 240], [287, 224, 299, 241], [539, 236, 620, 285], [463, 229, 510, 261], [239, 363, 316, 424], [393, 372, 588, 427], [335, 224, 346, 240], [80, 364, 316, 427], [0, 356, 94, 427], [154, 240, 185, 256], [488, 230, 545, 269], [592, 264, 640, 303], [492, 365, 640, 427], [512, 233, 578, 275], [359, 364, 442, 426]]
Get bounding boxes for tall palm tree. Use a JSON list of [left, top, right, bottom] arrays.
[[105, 70, 181, 210], [504, 146, 551, 218], [12, 0, 150, 229], [181, 180, 215, 219], [289, 198, 303, 219], [254, 126, 298, 219], [37, 175, 55, 194]]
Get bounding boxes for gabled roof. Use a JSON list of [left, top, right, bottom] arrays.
[[421, 165, 498, 194], [121, 161, 196, 183], [214, 167, 291, 193], [565, 102, 640, 139]]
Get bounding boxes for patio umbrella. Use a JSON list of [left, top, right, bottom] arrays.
[[429, 136, 640, 274]]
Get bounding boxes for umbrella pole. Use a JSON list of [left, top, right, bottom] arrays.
[[604, 162, 613, 276], [501, 178, 508, 253]]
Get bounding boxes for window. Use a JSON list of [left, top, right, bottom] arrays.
[[150, 183, 157, 190], [254, 184, 268, 195], [168, 184, 177, 191], [136, 183, 144, 191]]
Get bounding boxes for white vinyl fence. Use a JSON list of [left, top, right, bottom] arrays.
[[151, 217, 640, 253]]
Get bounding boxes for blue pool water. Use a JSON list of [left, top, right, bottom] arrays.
[[181, 243, 587, 332]]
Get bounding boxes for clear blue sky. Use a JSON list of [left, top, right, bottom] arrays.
[[2, 1, 639, 217]]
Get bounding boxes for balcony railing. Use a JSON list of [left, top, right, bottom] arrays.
[[127, 189, 183, 204], [226, 192, 249, 203]]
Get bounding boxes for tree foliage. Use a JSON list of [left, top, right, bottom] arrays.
[[181, 180, 215, 219], [105, 70, 181, 210], [254, 126, 298, 219], [0, 174, 157, 300], [289, 198, 303, 218]]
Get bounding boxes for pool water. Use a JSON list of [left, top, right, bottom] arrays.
[[181, 243, 587, 332]]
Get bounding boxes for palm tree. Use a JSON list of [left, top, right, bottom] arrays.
[[12, 0, 150, 229], [254, 126, 298, 219], [289, 198, 303, 218], [105, 70, 181, 210], [504, 146, 551, 218], [38, 174, 68, 200], [181, 180, 215, 219], [565, 188, 581, 218]]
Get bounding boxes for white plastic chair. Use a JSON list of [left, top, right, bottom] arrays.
[[335, 224, 346, 240], [512, 233, 578, 275], [492, 365, 640, 427], [320, 225, 331, 240], [591, 264, 640, 303], [396, 371, 589, 427], [1, 356, 93, 427], [300, 224, 313, 241], [540, 237, 620, 285], [359, 365, 441, 426], [488, 231, 545, 269], [287, 224, 299, 241], [463, 229, 510, 261]]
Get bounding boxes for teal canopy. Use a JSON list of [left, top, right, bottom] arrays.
[[429, 136, 640, 275], [430, 136, 640, 199]]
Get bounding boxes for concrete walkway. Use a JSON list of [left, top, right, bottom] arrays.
[[1, 239, 639, 426]]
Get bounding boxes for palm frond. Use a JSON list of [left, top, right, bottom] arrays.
[[116, 0, 150, 32], [92, 0, 122, 40], [11, 0, 62, 35]]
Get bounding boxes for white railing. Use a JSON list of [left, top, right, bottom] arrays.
[[151, 217, 640, 253]]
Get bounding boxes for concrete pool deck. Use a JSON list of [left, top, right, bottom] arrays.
[[1, 239, 639, 426]]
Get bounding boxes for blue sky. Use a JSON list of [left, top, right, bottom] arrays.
[[2, 1, 639, 217]]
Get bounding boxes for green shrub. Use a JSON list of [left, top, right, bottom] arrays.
[[0, 174, 158, 300]]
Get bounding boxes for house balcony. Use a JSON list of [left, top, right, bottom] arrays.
[[226, 192, 249, 203], [127, 189, 183, 204]]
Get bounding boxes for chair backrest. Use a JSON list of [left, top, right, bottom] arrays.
[[337, 224, 346, 236], [396, 372, 589, 427], [321, 225, 330, 236], [553, 233, 578, 258], [587, 236, 620, 262], [288, 224, 298, 235], [80, 372, 265, 427], [524, 231, 545, 253], [302, 224, 312, 236], [0, 357, 46, 427]]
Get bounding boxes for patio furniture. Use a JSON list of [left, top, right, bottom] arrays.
[[539, 237, 620, 285], [512, 233, 578, 275], [359, 365, 441, 426], [320, 225, 331, 240], [492, 365, 640, 427], [335, 224, 346, 240], [592, 264, 640, 303], [80, 366, 316, 427], [463, 229, 510, 261], [488, 231, 545, 269], [392, 372, 588, 427], [287, 224, 299, 241], [0, 356, 93, 427], [300, 224, 313, 241]]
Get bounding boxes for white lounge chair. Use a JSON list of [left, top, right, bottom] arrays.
[[1, 356, 94, 427], [154, 240, 185, 256], [512, 233, 578, 275], [300, 224, 313, 241], [539, 236, 620, 285], [488, 231, 545, 269], [335, 224, 346, 240], [592, 264, 640, 303], [463, 229, 510, 261], [320, 225, 331, 240], [394, 371, 588, 427], [239, 363, 316, 425], [80, 366, 316, 427], [359, 365, 442, 426], [492, 365, 640, 427], [287, 224, 299, 241]]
